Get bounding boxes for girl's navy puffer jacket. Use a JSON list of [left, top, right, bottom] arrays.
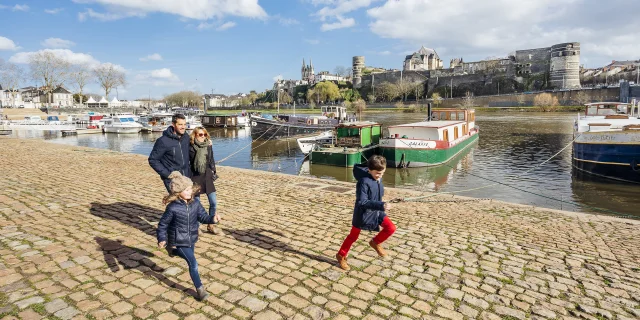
[[157, 197, 216, 247]]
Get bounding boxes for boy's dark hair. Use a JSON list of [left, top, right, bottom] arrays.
[[172, 114, 186, 123], [367, 155, 387, 171]]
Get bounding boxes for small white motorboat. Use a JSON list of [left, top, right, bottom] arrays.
[[296, 130, 334, 154]]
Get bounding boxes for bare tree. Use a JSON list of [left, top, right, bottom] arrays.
[[70, 65, 95, 107], [0, 62, 26, 107], [462, 91, 475, 108], [431, 92, 443, 107], [574, 90, 590, 105], [93, 63, 126, 106], [29, 51, 71, 107], [334, 66, 348, 78], [354, 99, 366, 121]]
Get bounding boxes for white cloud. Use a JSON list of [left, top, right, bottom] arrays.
[[140, 53, 163, 61], [45, 8, 63, 14], [321, 16, 355, 31], [78, 8, 144, 21], [197, 21, 216, 30], [312, 0, 374, 31], [41, 38, 76, 49], [366, 0, 640, 67], [0, 37, 20, 51], [150, 68, 176, 79], [134, 68, 182, 86], [315, 0, 376, 21], [304, 39, 320, 45], [216, 21, 236, 31], [9, 49, 101, 67], [12, 4, 29, 12], [72, 0, 267, 20], [276, 16, 299, 26]]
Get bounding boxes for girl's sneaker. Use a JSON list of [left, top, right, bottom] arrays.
[[196, 286, 210, 301], [336, 253, 350, 271]]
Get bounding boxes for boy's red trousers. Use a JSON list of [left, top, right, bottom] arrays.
[[338, 216, 396, 257]]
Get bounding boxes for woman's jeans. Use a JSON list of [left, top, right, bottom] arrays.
[[206, 192, 217, 216], [173, 246, 202, 289]]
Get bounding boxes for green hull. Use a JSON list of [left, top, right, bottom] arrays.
[[310, 145, 379, 167], [380, 133, 479, 168]]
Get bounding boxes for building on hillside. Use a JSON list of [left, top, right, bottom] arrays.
[[1, 89, 22, 108], [403, 46, 444, 71], [204, 93, 227, 108], [315, 71, 347, 83]]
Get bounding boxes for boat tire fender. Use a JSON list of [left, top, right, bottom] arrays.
[[632, 159, 640, 172]]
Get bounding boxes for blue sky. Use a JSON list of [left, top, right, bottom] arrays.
[[1, 0, 639, 100]]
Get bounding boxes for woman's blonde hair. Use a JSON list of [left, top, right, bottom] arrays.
[[162, 183, 202, 205], [190, 127, 210, 144]]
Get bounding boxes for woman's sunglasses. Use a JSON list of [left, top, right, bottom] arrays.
[[197, 133, 207, 137]]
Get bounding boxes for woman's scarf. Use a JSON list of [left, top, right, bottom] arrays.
[[193, 138, 209, 174]]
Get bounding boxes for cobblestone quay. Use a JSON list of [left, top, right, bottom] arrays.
[[1, 138, 639, 320]]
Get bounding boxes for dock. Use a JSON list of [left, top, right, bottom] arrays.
[[0, 137, 639, 319]]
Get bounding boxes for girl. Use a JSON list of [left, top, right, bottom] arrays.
[[189, 127, 219, 234], [157, 171, 220, 301], [336, 155, 397, 271]]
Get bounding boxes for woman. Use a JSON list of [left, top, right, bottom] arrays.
[[189, 127, 219, 234]]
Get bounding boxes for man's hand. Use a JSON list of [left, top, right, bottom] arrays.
[[158, 241, 166, 248]]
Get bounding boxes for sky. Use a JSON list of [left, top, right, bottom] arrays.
[[0, 0, 639, 100]]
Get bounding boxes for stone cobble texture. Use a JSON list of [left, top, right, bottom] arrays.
[[0, 138, 639, 319]]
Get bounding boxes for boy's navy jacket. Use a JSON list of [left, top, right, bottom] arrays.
[[352, 164, 387, 231], [157, 197, 216, 247], [148, 126, 192, 180]]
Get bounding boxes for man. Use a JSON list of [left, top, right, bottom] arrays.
[[149, 114, 191, 193]]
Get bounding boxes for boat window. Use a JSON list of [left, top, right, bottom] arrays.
[[454, 127, 459, 140], [440, 112, 447, 120], [450, 112, 457, 120], [463, 124, 467, 134], [442, 129, 449, 141], [431, 112, 439, 120], [457, 112, 465, 120], [587, 105, 597, 115]]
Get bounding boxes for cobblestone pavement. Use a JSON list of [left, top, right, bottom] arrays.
[[1, 138, 639, 320]]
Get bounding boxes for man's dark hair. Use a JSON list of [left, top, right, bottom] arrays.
[[367, 155, 387, 171], [172, 114, 186, 124]]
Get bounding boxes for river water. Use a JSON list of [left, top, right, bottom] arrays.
[[10, 112, 640, 218]]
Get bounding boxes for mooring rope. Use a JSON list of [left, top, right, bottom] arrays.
[[216, 123, 279, 164]]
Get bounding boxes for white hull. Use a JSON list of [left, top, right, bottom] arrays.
[[103, 127, 141, 134], [296, 131, 334, 154], [6, 123, 76, 131]]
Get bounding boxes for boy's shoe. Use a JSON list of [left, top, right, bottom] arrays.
[[196, 285, 210, 301], [166, 247, 175, 258], [336, 253, 350, 271], [369, 239, 386, 257]]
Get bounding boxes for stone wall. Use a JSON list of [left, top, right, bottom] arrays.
[[515, 47, 550, 75], [432, 87, 619, 108]]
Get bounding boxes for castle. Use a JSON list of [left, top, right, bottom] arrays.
[[353, 42, 581, 92]]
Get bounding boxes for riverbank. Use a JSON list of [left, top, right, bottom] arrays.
[[1, 137, 639, 319]]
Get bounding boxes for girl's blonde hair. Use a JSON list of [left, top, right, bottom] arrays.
[[162, 183, 201, 205], [190, 127, 210, 145]]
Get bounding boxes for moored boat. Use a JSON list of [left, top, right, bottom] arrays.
[[379, 108, 479, 168], [296, 131, 334, 154], [309, 121, 381, 167], [572, 101, 640, 183], [250, 106, 355, 139], [103, 115, 143, 134]]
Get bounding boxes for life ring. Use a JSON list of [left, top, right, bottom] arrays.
[[632, 159, 640, 172]]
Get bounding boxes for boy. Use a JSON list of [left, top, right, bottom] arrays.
[[336, 155, 397, 270]]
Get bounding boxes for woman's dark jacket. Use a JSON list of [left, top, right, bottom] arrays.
[[157, 197, 216, 247], [189, 144, 217, 194], [352, 164, 387, 231]]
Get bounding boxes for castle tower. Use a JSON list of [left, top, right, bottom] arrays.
[[301, 58, 306, 80], [352, 56, 365, 88], [550, 42, 581, 89]]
